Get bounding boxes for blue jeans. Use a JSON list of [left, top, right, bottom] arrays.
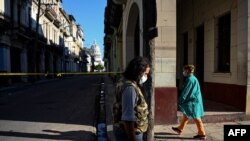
[[113, 126, 143, 141]]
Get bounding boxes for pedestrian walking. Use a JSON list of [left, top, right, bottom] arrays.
[[113, 56, 150, 141], [172, 64, 206, 140]]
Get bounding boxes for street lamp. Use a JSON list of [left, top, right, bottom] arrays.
[[33, 0, 41, 79], [33, 0, 57, 80]]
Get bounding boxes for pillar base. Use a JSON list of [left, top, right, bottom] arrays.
[[155, 87, 178, 124]]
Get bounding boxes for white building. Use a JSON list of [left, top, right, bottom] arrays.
[[90, 40, 104, 67]]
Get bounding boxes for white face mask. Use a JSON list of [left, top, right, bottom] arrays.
[[139, 75, 148, 84], [183, 71, 187, 77]]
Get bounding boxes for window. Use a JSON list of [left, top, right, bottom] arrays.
[[215, 13, 231, 72], [183, 32, 188, 66], [42, 21, 47, 37], [17, 4, 21, 26], [28, 7, 32, 29], [54, 30, 56, 43]]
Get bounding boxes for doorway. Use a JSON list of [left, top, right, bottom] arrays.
[[196, 25, 204, 92]]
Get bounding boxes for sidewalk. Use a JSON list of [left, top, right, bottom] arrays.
[[154, 120, 250, 141]]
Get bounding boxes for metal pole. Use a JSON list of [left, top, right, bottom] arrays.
[[33, 0, 41, 79]]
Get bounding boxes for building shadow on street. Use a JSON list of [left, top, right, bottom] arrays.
[[0, 75, 102, 126], [0, 129, 96, 141], [154, 132, 195, 140]]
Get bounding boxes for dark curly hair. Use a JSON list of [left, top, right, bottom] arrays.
[[183, 64, 195, 73], [123, 57, 151, 83]]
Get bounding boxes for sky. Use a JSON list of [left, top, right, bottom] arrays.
[[62, 0, 107, 57]]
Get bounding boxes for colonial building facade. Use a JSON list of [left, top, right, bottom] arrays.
[[104, 0, 250, 127], [0, 0, 84, 85]]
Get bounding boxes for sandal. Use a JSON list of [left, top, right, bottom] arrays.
[[193, 134, 206, 140], [172, 127, 182, 135]]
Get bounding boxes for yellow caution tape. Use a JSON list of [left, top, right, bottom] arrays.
[[0, 72, 122, 76]]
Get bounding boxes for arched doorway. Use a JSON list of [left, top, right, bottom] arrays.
[[125, 3, 140, 65]]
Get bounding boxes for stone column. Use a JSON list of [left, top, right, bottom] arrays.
[[20, 48, 28, 82], [0, 45, 11, 85], [154, 0, 177, 124], [39, 51, 45, 79], [245, 0, 250, 117]]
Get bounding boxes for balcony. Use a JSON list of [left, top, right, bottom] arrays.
[[0, 10, 4, 19], [0, 10, 11, 28], [60, 26, 71, 37], [77, 31, 83, 38], [53, 18, 61, 28], [112, 0, 127, 5], [76, 40, 83, 47], [45, 5, 57, 21], [104, 1, 122, 35]]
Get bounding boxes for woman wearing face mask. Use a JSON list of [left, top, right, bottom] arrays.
[[117, 56, 150, 141], [172, 65, 206, 140]]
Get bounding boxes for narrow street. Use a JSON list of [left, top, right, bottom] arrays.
[[0, 75, 103, 141]]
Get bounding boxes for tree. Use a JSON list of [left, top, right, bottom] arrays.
[[94, 63, 104, 72]]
